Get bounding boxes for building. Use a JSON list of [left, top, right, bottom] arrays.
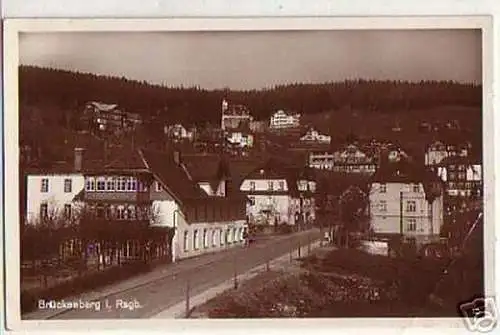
[[308, 152, 334, 170], [332, 144, 377, 174], [435, 156, 482, 198], [24, 149, 87, 225], [164, 124, 195, 142], [424, 140, 469, 166], [249, 120, 267, 133], [221, 99, 253, 131], [269, 110, 301, 130], [368, 161, 445, 245], [239, 158, 316, 227], [23, 146, 248, 262], [83, 101, 142, 134], [300, 128, 331, 144]]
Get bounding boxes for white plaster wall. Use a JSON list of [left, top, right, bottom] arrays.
[[240, 179, 288, 192], [26, 174, 85, 224]]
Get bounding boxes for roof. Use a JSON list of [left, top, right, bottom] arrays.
[[86, 101, 119, 112], [315, 170, 371, 196], [370, 161, 444, 202], [438, 154, 482, 166], [139, 148, 208, 204]]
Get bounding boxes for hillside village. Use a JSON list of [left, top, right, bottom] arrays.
[[19, 66, 484, 318]]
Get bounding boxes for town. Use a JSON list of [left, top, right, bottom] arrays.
[[19, 65, 484, 319]]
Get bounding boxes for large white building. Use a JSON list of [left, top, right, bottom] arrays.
[[239, 158, 316, 226], [23, 147, 248, 262], [269, 110, 301, 130], [309, 152, 334, 170], [368, 163, 444, 245]]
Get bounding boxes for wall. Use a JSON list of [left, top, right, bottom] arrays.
[[175, 218, 247, 261], [26, 174, 85, 224], [240, 178, 289, 192], [369, 182, 444, 237]]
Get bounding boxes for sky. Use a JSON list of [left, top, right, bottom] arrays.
[[19, 29, 482, 90]]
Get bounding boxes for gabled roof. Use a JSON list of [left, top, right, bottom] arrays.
[[438, 154, 482, 166], [139, 148, 208, 204], [86, 101, 119, 112]]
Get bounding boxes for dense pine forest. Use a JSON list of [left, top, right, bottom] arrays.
[[19, 65, 482, 127]]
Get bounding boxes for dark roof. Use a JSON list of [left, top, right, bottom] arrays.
[[438, 154, 482, 166], [139, 148, 208, 204], [370, 161, 444, 202], [315, 170, 371, 196]]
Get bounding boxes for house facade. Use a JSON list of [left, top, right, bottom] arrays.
[[424, 140, 469, 166], [368, 164, 444, 245], [239, 159, 316, 226], [269, 110, 301, 130], [23, 146, 248, 262], [309, 152, 334, 170], [435, 156, 482, 198], [332, 144, 377, 174], [164, 124, 195, 142], [83, 101, 142, 134], [221, 99, 253, 131]]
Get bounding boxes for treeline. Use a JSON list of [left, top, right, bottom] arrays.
[[19, 65, 481, 126]]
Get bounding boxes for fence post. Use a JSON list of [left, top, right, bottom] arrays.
[[185, 277, 191, 317], [298, 241, 301, 258], [233, 253, 238, 289]]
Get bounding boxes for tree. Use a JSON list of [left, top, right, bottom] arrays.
[[339, 186, 370, 248]]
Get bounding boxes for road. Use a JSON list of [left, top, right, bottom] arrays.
[[42, 228, 321, 319]]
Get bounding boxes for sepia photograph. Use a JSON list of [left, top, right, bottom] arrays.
[[2, 17, 495, 332]]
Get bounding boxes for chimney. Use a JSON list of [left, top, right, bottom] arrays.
[[173, 150, 181, 165], [74, 147, 85, 172]]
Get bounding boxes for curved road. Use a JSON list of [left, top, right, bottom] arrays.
[[43, 228, 321, 319]]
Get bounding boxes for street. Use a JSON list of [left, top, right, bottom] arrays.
[[35, 228, 321, 319]]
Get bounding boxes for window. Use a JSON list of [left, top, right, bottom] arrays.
[[268, 181, 274, 191], [126, 177, 137, 191], [193, 230, 199, 250], [248, 196, 255, 206], [379, 200, 387, 212], [97, 178, 106, 191], [220, 229, 225, 246], [116, 177, 127, 191], [250, 181, 256, 191], [41, 178, 49, 193], [212, 230, 217, 247], [412, 184, 419, 193], [227, 228, 232, 243], [156, 181, 163, 192], [458, 172, 466, 180], [106, 178, 116, 191], [116, 206, 126, 220], [64, 179, 72, 193], [379, 183, 386, 193], [406, 200, 416, 212], [183, 231, 189, 251], [40, 203, 48, 220], [203, 229, 208, 248], [278, 181, 285, 191], [407, 218, 417, 232], [63, 204, 72, 219], [85, 177, 96, 191]]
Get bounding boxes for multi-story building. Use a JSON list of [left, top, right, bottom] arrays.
[[368, 162, 445, 245], [221, 99, 253, 131], [424, 140, 469, 166], [435, 156, 482, 198], [308, 152, 334, 170], [239, 158, 316, 226], [332, 144, 377, 174], [83, 101, 142, 134], [164, 124, 195, 142], [300, 128, 331, 145], [23, 146, 248, 262], [269, 110, 301, 130]]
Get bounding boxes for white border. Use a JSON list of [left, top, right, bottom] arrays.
[[3, 17, 495, 334]]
